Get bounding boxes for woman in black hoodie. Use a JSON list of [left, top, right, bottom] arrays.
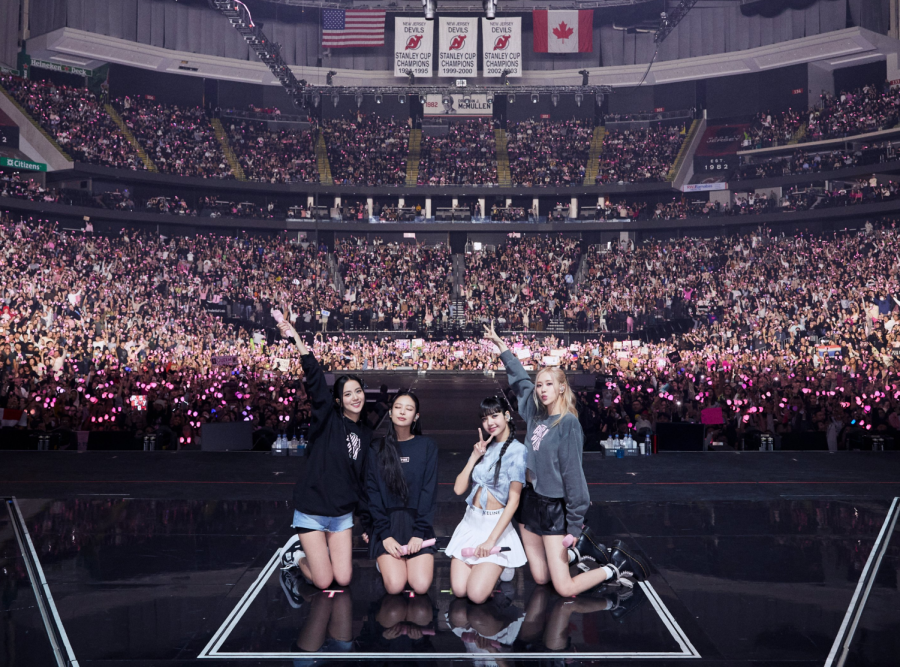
[[278, 322, 372, 591]]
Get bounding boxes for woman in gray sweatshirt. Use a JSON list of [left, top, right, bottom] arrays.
[[484, 323, 648, 597]]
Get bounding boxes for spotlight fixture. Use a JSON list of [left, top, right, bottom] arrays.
[[551, 92, 559, 107], [326, 70, 336, 85], [501, 70, 510, 85], [423, 0, 436, 20], [356, 92, 364, 108], [595, 92, 604, 106], [531, 93, 539, 104], [419, 93, 427, 104], [579, 69, 589, 86], [375, 93, 383, 104], [406, 69, 415, 85], [508, 93, 515, 104], [574, 92, 583, 107], [313, 92, 321, 107], [333, 92, 340, 107], [399, 93, 407, 104], [483, 0, 497, 20]]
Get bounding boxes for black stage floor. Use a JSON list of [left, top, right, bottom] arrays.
[[2, 374, 899, 666]]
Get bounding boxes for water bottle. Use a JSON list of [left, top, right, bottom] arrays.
[[299, 434, 307, 455], [644, 433, 652, 456]]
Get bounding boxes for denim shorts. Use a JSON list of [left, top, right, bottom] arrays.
[[292, 510, 354, 533]]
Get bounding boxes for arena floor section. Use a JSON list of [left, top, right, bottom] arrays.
[[1, 375, 899, 666]]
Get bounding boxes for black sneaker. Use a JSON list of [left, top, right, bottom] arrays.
[[279, 567, 306, 609], [609, 540, 650, 582], [608, 583, 647, 622], [280, 534, 306, 571], [573, 527, 611, 566]]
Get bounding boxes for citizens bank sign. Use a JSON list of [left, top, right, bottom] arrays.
[[0, 157, 47, 172]]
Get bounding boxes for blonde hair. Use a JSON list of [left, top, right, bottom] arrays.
[[533, 366, 579, 427]]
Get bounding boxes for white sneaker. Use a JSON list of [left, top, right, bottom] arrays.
[[280, 534, 306, 571], [500, 567, 515, 582]]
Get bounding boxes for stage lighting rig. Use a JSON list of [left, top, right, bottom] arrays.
[[483, 0, 497, 20], [579, 69, 589, 86], [209, 0, 309, 110], [655, 0, 698, 43], [326, 70, 336, 85], [406, 69, 416, 85], [423, 0, 436, 20]]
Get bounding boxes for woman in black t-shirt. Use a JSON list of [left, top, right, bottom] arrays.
[[366, 390, 438, 595]]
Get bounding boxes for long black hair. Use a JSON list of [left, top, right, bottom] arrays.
[[479, 395, 516, 487], [377, 389, 422, 503], [333, 374, 365, 413]]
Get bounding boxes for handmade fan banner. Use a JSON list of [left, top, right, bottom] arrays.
[[438, 17, 478, 77], [395, 16, 434, 77], [481, 16, 522, 77], [533, 10, 593, 53]]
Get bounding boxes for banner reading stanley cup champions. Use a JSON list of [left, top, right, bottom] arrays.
[[394, 17, 434, 78], [481, 16, 522, 78], [438, 17, 478, 78]]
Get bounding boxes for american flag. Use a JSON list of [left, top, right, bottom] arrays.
[[322, 9, 386, 48]]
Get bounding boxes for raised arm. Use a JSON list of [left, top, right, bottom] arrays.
[[484, 323, 536, 422]]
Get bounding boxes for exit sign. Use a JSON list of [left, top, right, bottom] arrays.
[[792, 88, 804, 94]]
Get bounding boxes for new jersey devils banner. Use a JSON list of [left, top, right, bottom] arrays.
[[394, 17, 434, 78], [481, 17, 521, 78], [438, 17, 478, 78]]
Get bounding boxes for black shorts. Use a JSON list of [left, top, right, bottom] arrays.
[[515, 483, 567, 536]]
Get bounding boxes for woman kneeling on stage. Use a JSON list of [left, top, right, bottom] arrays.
[[367, 390, 438, 595], [445, 395, 528, 603], [483, 322, 649, 597]]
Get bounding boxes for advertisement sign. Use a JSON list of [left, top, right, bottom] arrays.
[[395, 17, 434, 78], [0, 157, 44, 171], [681, 182, 728, 193], [438, 17, 478, 77], [694, 123, 748, 175], [482, 17, 521, 78], [423, 93, 493, 117]]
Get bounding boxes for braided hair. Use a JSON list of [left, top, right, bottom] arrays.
[[479, 396, 517, 487]]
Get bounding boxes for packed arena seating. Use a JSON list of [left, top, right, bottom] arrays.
[[116, 96, 232, 178], [746, 84, 900, 149], [224, 119, 319, 184], [596, 125, 685, 183], [463, 235, 581, 329], [335, 238, 452, 330], [735, 144, 895, 180], [0, 74, 144, 170], [323, 114, 409, 186], [4, 214, 900, 446], [506, 119, 592, 186], [417, 119, 497, 186]]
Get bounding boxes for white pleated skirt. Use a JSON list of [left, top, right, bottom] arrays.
[[444, 505, 528, 568]]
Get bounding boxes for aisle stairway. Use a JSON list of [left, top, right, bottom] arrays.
[[105, 104, 157, 172], [0, 84, 72, 161], [316, 131, 333, 185], [211, 118, 246, 181], [582, 126, 606, 186], [666, 119, 700, 181], [494, 128, 511, 186], [450, 297, 468, 328], [405, 128, 422, 185]]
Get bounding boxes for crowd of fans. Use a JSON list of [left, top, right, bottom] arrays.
[[323, 114, 409, 186], [418, 120, 497, 186], [116, 96, 232, 178], [596, 125, 685, 184], [736, 144, 897, 180], [506, 119, 592, 186], [1, 74, 143, 169], [225, 119, 318, 184], [463, 235, 581, 330], [335, 238, 452, 330], [5, 216, 900, 447]]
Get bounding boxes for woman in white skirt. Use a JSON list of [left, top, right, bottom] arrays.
[[446, 396, 528, 604]]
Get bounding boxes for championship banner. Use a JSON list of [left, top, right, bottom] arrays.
[[395, 17, 434, 78], [481, 16, 521, 78], [438, 17, 478, 77], [423, 93, 493, 117]]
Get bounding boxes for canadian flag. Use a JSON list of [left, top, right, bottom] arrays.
[[0, 408, 25, 428], [533, 10, 593, 53]]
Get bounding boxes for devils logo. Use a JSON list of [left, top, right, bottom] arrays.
[[493, 34, 511, 50], [405, 34, 424, 50], [449, 34, 466, 51]]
